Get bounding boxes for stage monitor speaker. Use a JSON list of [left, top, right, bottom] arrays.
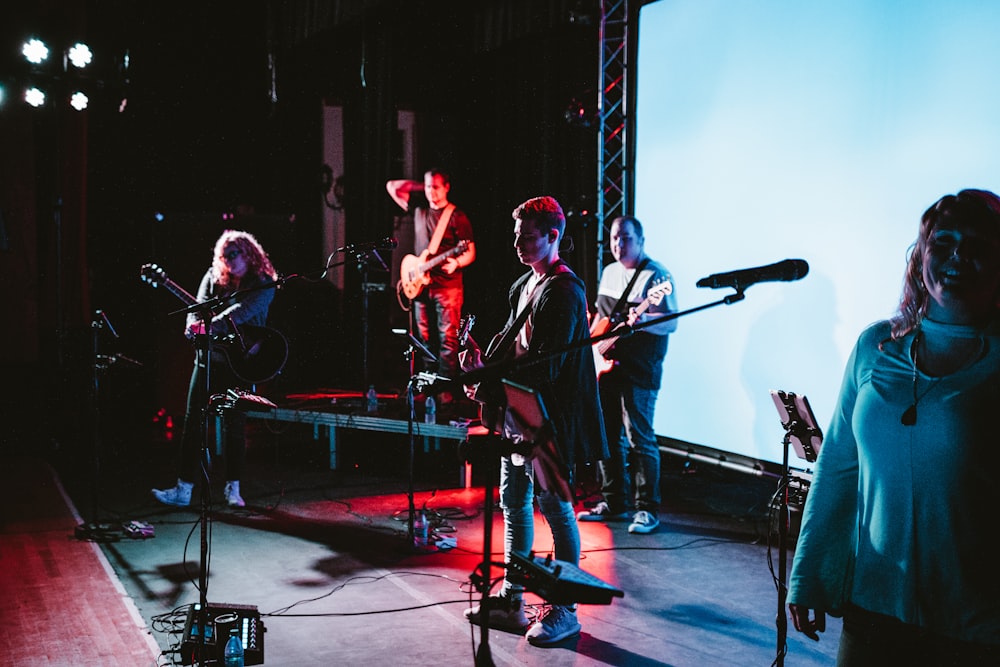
[[181, 602, 265, 665]]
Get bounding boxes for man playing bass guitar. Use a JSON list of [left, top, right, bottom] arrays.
[[578, 215, 678, 535]]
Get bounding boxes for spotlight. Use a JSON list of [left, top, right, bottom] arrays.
[[70, 91, 89, 111], [67, 43, 93, 69], [25, 87, 46, 107], [22, 39, 50, 65]]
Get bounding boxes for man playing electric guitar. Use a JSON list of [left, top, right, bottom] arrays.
[[387, 168, 476, 407], [578, 215, 678, 535]]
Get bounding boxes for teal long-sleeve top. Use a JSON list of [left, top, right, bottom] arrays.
[[787, 318, 1000, 645]]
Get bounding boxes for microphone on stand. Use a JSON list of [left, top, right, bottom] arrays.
[[696, 259, 809, 290], [95, 310, 120, 338], [338, 237, 399, 253]]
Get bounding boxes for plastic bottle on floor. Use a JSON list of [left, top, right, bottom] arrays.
[[224, 628, 244, 667], [424, 396, 436, 424], [366, 385, 378, 414]]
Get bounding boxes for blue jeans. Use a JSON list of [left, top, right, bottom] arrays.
[[498, 454, 580, 596], [598, 377, 660, 514], [415, 285, 463, 380]]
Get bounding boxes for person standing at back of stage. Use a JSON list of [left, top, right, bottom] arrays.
[[386, 168, 476, 407], [787, 189, 1000, 664], [459, 196, 607, 646], [152, 229, 278, 509], [578, 215, 678, 534]]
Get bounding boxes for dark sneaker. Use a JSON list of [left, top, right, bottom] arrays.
[[464, 592, 530, 634], [576, 501, 629, 522], [526, 605, 580, 646], [628, 510, 660, 534]]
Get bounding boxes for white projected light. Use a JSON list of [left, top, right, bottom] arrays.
[[635, 1, 1000, 464]]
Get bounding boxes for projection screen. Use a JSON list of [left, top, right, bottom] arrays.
[[635, 0, 1000, 464]]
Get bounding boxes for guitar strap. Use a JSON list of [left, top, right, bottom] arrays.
[[485, 260, 570, 362], [607, 257, 650, 324], [426, 204, 456, 255]]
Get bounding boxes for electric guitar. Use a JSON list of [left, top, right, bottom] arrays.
[[140, 263, 289, 384], [591, 279, 673, 378], [398, 240, 470, 300]]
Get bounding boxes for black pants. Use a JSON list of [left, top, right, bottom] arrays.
[[178, 353, 247, 483], [838, 605, 1000, 666]]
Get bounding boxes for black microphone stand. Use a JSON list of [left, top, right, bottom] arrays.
[[397, 320, 439, 551], [74, 311, 125, 542], [769, 390, 822, 667], [455, 290, 748, 390]]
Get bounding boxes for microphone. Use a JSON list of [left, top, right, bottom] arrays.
[[95, 310, 120, 338], [338, 237, 398, 252], [696, 259, 809, 290]]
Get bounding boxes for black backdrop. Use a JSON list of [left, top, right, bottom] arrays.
[[3, 0, 602, 437]]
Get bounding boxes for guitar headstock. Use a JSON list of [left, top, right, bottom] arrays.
[[647, 279, 673, 306], [140, 263, 168, 288], [458, 314, 476, 347]]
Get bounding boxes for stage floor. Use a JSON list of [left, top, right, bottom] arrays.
[[9, 412, 842, 666]]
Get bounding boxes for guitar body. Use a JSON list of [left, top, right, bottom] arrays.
[[590, 315, 617, 378], [590, 279, 673, 379], [399, 251, 432, 300], [140, 263, 288, 384], [397, 240, 470, 300], [212, 324, 289, 384]]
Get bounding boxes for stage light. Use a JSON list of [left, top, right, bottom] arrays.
[[25, 87, 46, 107], [22, 39, 50, 65], [68, 43, 93, 69], [70, 91, 89, 111]]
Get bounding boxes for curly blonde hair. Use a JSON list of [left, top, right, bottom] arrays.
[[210, 230, 277, 290]]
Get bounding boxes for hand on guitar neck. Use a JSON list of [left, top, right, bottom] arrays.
[[398, 239, 471, 301]]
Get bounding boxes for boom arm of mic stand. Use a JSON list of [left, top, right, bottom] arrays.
[[455, 291, 747, 387]]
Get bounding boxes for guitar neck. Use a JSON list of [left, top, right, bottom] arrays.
[[162, 278, 198, 307], [420, 243, 464, 272], [596, 295, 658, 354]]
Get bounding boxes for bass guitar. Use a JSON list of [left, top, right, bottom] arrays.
[[140, 263, 289, 384], [591, 279, 673, 378], [398, 239, 470, 300]]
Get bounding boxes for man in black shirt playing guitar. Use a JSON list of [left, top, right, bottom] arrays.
[[151, 229, 280, 508], [387, 168, 476, 408]]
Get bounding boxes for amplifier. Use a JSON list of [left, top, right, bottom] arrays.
[[181, 602, 265, 665]]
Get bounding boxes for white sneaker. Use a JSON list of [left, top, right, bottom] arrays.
[[224, 481, 245, 508], [628, 510, 660, 534], [152, 479, 193, 508], [526, 605, 580, 646]]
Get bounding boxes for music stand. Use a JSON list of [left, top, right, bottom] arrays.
[[500, 379, 572, 503], [769, 389, 823, 667]]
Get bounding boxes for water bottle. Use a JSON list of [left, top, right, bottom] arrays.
[[224, 628, 244, 667], [414, 509, 429, 548], [366, 385, 378, 414], [424, 396, 436, 424]]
